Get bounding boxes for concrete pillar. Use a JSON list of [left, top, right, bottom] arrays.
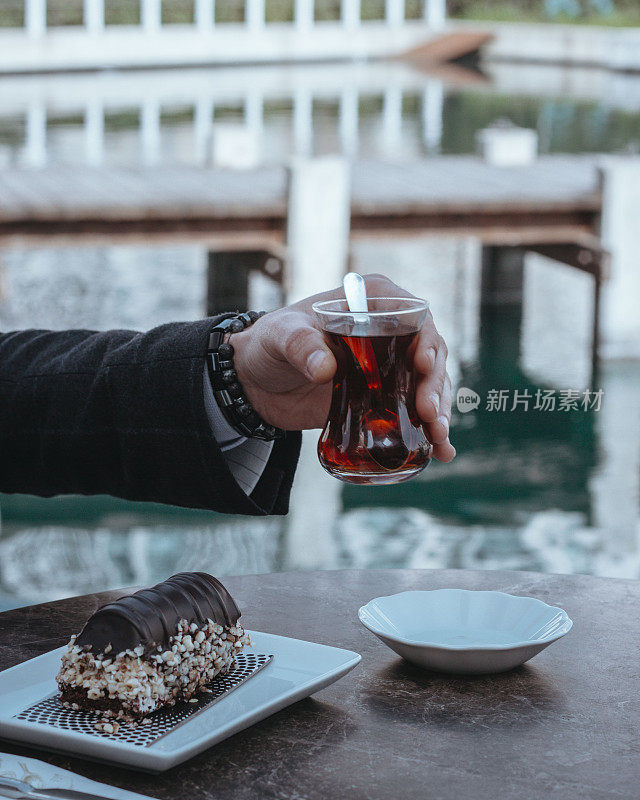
[[455, 238, 483, 371], [246, 0, 265, 29], [590, 363, 640, 569], [0, 258, 6, 302], [141, 0, 161, 32], [520, 253, 594, 390], [382, 87, 403, 156], [194, 97, 214, 164], [293, 89, 313, 156], [599, 157, 640, 358], [129, 530, 152, 586], [244, 90, 264, 146], [339, 87, 359, 158], [386, 0, 404, 26], [425, 0, 446, 29], [84, 98, 104, 166], [280, 159, 348, 567], [477, 123, 538, 166], [342, 0, 360, 29], [281, 432, 341, 570], [84, 0, 105, 33], [25, 0, 46, 39], [422, 80, 444, 154], [24, 101, 47, 168], [140, 99, 161, 166], [286, 156, 350, 303], [295, 0, 314, 30], [195, 0, 215, 29]]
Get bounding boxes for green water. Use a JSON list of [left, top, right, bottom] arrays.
[[440, 93, 640, 156]]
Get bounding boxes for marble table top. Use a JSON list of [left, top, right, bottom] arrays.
[[1, 568, 638, 800]]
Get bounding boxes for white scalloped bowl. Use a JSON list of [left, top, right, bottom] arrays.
[[358, 589, 573, 675]]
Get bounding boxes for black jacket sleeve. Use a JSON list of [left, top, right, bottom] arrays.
[[0, 320, 301, 515]]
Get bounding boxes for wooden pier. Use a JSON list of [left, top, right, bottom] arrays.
[[0, 156, 602, 252]]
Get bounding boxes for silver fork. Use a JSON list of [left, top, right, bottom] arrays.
[[0, 775, 125, 800]]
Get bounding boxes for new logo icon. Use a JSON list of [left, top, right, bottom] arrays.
[[456, 387, 480, 413]]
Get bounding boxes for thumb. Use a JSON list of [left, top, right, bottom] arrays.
[[276, 318, 337, 383]]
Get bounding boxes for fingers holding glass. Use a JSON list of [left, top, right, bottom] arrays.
[[413, 312, 441, 375], [430, 374, 455, 462], [416, 343, 448, 423]]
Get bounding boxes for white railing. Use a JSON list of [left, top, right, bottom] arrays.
[[1, 0, 448, 72], [21, 0, 446, 37], [17, 86, 445, 169], [1, 62, 445, 168]]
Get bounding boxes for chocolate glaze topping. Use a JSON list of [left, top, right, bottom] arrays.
[[76, 572, 241, 656]]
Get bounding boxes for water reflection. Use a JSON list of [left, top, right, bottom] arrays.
[[1, 58, 639, 607], [0, 235, 638, 608], [2, 60, 640, 169]]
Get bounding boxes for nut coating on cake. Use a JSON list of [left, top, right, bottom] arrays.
[[57, 572, 249, 722]]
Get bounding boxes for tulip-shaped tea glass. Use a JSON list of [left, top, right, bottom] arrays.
[[313, 296, 432, 485]]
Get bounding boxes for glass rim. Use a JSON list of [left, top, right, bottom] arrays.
[[312, 296, 429, 318]]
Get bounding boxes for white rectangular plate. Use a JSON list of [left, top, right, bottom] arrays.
[[0, 631, 361, 772]]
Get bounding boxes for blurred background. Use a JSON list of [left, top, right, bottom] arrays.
[[0, 0, 639, 609]]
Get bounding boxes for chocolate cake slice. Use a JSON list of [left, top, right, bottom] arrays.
[[57, 573, 249, 722]]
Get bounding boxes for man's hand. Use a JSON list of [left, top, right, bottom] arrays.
[[230, 274, 455, 462]]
